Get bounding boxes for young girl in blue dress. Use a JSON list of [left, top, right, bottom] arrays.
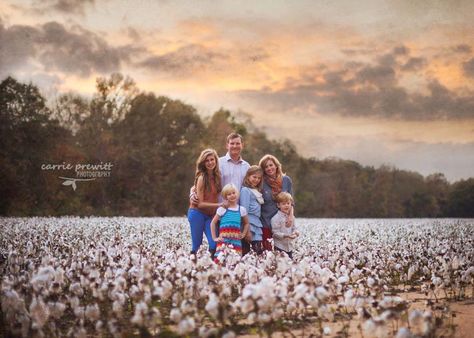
[[211, 184, 249, 263], [239, 165, 264, 254]]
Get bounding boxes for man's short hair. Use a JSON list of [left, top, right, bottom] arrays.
[[226, 132, 243, 143]]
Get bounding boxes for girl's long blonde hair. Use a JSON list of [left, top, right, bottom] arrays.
[[194, 149, 222, 193], [243, 165, 263, 190]]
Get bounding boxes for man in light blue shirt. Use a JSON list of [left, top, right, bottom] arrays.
[[190, 132, 249, 202], [218, 133, 250, 193]]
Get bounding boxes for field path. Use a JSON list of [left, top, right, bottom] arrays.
[[452, 300, 474, 338]]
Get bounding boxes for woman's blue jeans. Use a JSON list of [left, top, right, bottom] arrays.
[[187, 208, 216, 252]]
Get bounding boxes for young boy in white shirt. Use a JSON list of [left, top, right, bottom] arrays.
[[271, 192, 299, 259]]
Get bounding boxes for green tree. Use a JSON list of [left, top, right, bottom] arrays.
[[0, 77, 70, 215], [446, 179, 474, 217], [112, 93, 205, 215]]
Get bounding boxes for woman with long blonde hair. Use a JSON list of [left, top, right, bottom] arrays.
[[188, 149, 222, 257], [259, 154, 293, 251]]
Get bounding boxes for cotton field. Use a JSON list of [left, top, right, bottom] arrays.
[[1, 218, 473, 337]]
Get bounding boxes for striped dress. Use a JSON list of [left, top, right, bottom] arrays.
[[215, 207, 243, 262]]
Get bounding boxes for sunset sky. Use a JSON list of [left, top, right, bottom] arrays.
[[1, 0, 473, 181]]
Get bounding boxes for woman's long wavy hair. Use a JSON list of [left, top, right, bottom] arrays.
[[194, 149, 222, 193], [258, 154, 284, 180]]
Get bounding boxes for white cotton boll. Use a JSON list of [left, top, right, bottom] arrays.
[[2, 289, 23, 313], [344, 289, 354, 307], [95, 320, 104, 332], [29, 296, 50, 329], [323, 326, 331, 335], [338, 275, 350, 284], [362, 319, 377, 338], [287, 300, 297, 313], [131, 301, 148, 326], [421, 311, 433, 335], [92, 286, 104, 301], [48, 301, 66, 319], [247, 312, 257, 323], [160, 280, 173, 299], [129, 284, 141, 300], [380, 310, 394, 321], [431, 276, 442, 287], [316, 286, 329, 301], [320, 268, 332, 285], [108, 318, 119, 337], [294, 283, 308, 300], [408, 309, 423, 328], [53, 267, 65, 284], [351, 268, 362, 281], [271, 307, 284, 320], [222, 331, 236, 338], [115, 276, 127, 291], [112, 300, 123, 317], [247, 284, 261, 300], [407, 266, 417, 281], [205, 293, 219, 319], [69, 296, 79, 310], [277, 259, 290, 274], [69, 282, 84, 297], [198, 327, 209, 338], [85, 303, 100, 322], [177, 316, 195, 335], [73, 305, 85, 319], [170, 308, 182, 323], [180, 300, 194, 314], [75, 326, 87, 338], [31, 267, 55, 292], [304, 293, 319, 308], [256, 297, 274, 312], [222, 286, 232, 297], [258, 312, 272, 323], [395, 327, 413, 338], [247, 269, 258, 284], [240, 298, 254, 314], [105, 267, 113, 279], [367, 277, 376, 287]]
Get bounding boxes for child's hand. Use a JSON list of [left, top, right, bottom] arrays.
[[244, 232, 252, 242], [214, 236, 224, 242]]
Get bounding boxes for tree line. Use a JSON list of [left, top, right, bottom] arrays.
[[1, 74, 473, 217]]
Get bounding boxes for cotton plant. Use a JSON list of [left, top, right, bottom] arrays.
[[0, 217, 473, 337]]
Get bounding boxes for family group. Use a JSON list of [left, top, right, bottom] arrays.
[[188, 133, 299, 263]]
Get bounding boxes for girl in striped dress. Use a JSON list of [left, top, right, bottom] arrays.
[[211, 184, 249, 263]]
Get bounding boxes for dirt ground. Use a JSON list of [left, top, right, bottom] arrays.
[[239, 291, 474, 338]]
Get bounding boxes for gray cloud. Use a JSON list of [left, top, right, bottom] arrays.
[[453, 44, 472, 54], [235, 50, 474, 120], [0, 21, 140, 77], [138, 44, 228, 75], [463, 58, 474, 78], [393, 45, 409, 56], [401, 57, 427, 71], [31, 0, 96, 15]]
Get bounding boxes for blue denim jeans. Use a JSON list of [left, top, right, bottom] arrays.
[[187, 208, 216, 252]]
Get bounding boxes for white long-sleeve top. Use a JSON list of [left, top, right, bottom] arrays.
[[271, 210, 297, 252]]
